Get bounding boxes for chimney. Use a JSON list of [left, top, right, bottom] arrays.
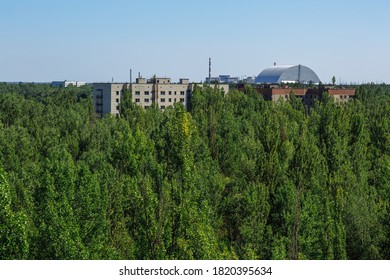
[[209, 58, 211, 84]]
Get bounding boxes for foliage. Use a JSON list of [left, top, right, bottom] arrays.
[[0, 83, 389, 259]]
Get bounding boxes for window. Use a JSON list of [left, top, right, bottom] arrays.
[[116, 91, 119, 95], [144, 98, 149, 103], [161, 91, 165, 95], [135, 91, 140, 95], [168, 98, 172, 102], [135, 98, 140, 103], [116, 106, 119, 110], [180, 98, 185, 103], [160, 105, 165, 109], [180, 91, 185, 95], [145, 91, 149, 95], [169, 91, 172, 95], [144, 106, 150, 109], [116, 98, 119, 103], [161, 98, 165, 102], [174, 91, 177, 95]]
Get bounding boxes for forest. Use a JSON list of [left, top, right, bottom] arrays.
[[0, 82, 389, 260]]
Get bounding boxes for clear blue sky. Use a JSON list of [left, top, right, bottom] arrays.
[[1, 0, 389, 83]]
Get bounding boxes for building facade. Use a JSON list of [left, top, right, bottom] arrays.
[[132, 77, 191, 110], [93, 83, 124, 117], [93, 78, 229, 117], [250, 86, 355, 106]]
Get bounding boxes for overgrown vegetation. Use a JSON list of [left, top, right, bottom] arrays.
[[0, 82, 389, 259]]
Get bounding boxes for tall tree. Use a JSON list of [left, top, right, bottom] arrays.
[[0, 167, 29, 259]]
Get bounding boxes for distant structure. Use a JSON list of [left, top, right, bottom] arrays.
[[259, 87, 355, 106], [205, 75, 239, 84], [209, 58, 211, 84], [244, 76, 256, 84], [249, 64, 355, 104], [51, 80, 86, 88], [205, 57, 239, 84], [238, 84, 355, 106], [255, 65, 320, 84], [93, 77, 229, 117]]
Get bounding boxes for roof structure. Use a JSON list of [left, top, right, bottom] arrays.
[[255, 65, 320, 84]]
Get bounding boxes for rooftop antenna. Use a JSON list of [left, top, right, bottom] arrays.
[[112, 77, 114, 83], [130, 69, 132, 84], [209, 58, 211, 84]]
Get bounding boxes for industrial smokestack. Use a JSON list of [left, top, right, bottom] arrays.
[[298, 64, 301, 83], [209, 58, 211, 84], [130, 69, 132, 84]]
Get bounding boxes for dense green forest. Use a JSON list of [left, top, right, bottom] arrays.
[[0, 82, 389, 260]]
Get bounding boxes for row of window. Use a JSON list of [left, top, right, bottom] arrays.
[[160, 91, 186, 96], [135, 91, 150, 96], [134, 91, 187, 96], [279, 95, 350, 100], [280, 95, 351, 100], [160, 98, 185, 103], [135, 98, 150, 103], [304, 95, 349, 99], [134, 98, 185, 103]]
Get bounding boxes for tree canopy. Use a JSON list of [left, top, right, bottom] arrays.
[[0, 82, 389, 259]]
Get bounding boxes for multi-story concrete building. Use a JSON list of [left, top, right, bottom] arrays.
[[93, 83, 124, 117], [93, 77, 229, 117]]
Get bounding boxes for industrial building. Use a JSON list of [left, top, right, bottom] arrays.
[[93, 78, 229, 117], [255, 64, 321, 84], [205, 75, 239, 84]]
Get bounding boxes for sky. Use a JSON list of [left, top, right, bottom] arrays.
[[1, 0, 389, 84]]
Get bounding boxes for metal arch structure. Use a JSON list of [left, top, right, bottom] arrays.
[[255, 65, 321, 84]]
